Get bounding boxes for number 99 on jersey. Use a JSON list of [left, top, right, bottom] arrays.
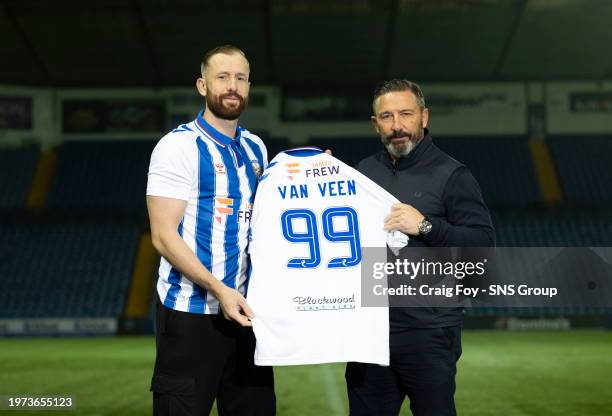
[[280, 206, 362, 269]]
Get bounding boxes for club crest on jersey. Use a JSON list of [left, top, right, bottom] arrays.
[[285, 162, 301, 181], [215, 162, 226, 174], [251, 160, 262, 178]]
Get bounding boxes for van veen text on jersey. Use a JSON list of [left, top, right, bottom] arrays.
[[278, 180, 357, 199]]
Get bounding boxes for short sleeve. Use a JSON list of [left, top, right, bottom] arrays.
[[146, 137, 194, 201]]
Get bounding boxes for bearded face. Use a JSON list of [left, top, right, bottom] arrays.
[[381, 127, 425, 158], [371, 90, 429, 159], [197, 52, 251, 121], [205, 89, 248, 121]]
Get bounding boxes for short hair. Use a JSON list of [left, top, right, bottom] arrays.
[[200, 45, 249, 76], [372, 79, 426, 113]]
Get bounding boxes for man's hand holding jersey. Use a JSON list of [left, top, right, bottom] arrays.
[[384, 203, 425, 236], [215, 285, 254, 326], [147, 195, 254, 327]]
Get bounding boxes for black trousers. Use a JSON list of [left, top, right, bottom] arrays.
[[151, 302, 276, 416], [346, 326, 462, 416]]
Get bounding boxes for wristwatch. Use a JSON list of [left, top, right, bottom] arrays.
[[418, 217, 433, 235]]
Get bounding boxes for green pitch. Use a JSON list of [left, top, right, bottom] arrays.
[[0, 331, 611, 415]]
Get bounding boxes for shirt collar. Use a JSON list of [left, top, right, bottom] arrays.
[[194, 110, 240, 147], [283, 146, 324, 157]]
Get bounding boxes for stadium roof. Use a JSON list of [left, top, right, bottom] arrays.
[[1, 0, 611, 87]]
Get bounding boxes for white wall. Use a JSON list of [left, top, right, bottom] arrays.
[[2, 80, 611, 151], [0, 85, 55, 148], [421, 83, 527, 136], [546, 81, 612, 135]]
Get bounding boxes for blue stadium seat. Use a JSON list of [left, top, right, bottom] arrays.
[[435, 136, 541, 207], [47, 140, 156, 211], [0, 146, 39, 209], [548, 135, 612, 204], [493, 212, 612, 247], [466, 212, 612, 316], [0, 224, 140, 318]]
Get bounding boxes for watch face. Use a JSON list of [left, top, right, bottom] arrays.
[[420, 220, 432, 235]]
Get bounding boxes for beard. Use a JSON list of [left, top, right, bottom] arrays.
[[205, 91, 248, 120], [382, 128, 424, 158]]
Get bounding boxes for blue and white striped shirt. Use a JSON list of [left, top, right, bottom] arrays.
[[147, 111, 267, 314]]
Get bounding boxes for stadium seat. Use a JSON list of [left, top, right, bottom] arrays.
[[466, 212, 612, 316], [0, 146, 39, 209], [47, 140, 156, 211], [493, 212, 612, 247], [548, 135, 612, 204], [0, 224, 140, 318], [435, 136, 542, 207]]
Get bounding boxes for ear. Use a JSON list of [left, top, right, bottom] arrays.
[[196, 77, 207, 97], [421, 108, 429, 128], [370, 115, 380, 134]]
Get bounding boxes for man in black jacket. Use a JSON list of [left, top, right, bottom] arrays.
[[346, 79, 495, 416]]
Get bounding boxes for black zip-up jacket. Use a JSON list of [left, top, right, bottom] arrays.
[[356, 130, 495, 328]]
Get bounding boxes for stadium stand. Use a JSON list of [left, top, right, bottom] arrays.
[[435, 136, 542, 207], [494, 211, 612, 247], [46, 140, 156, 211], [0, 224, 140, 318], [1, 133, 610, 327], [466, 211, 612, 317], [0, 145, 39, 210], [548, 135, 612, 204]]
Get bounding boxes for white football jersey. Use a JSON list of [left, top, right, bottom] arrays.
[[248, 147, 408, 366]]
